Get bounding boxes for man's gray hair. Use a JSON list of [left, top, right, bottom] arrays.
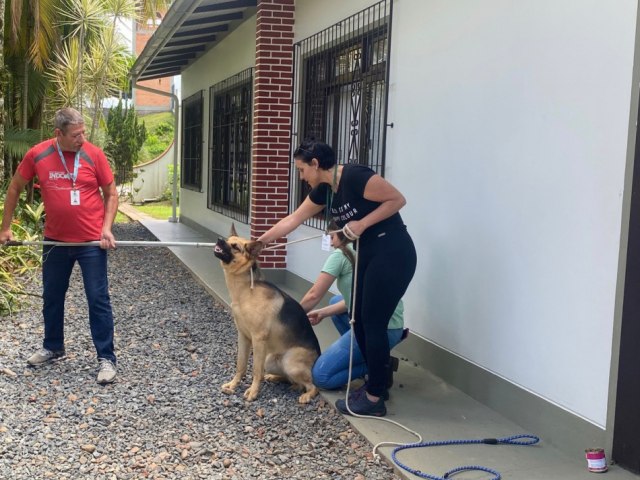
[[54, 108, 85, 132]]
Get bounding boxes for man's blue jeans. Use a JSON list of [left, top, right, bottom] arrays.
[[312, 295, 402, 390], [42, 242, 116, 363]]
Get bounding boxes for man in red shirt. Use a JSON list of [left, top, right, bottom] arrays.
[[0, 107, 119, 384]]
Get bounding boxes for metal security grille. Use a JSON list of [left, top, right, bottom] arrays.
[[182, 91, 204, 191], [208, 68, 253, 223], [291, 0, 393, 229]]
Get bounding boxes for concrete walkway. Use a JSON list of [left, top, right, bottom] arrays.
[[117, 203, 638, 480]]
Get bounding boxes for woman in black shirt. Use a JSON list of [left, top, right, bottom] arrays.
[[258, 140, 417, 417]]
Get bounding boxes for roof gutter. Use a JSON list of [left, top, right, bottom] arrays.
[[131, 0, 203, 80], [132, 82, 180, 223]]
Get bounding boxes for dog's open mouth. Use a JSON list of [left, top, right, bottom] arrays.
[[213, 240, 233, 263]]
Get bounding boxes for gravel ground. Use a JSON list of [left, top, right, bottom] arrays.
[[0, 222, 400, 480]]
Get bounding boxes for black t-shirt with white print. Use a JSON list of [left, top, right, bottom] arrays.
[[309, 164, 405, 240]]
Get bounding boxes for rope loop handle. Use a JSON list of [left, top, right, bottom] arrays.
[[495, 434, 540, 446], [391, 434, 540, 480], [342, 224, 360, 241]]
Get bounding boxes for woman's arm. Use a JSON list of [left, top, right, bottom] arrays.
[[345, 174, 406, 238], [257, 196, 324, 245], [299, 272, 336, 312]]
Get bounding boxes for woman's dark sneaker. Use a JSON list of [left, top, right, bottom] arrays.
[[349, 383, 389, 401], [336, 392, 387, 417]]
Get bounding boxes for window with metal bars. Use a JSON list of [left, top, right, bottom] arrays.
[[290, 0, 393, 229], [207, 68, 253, 223], [181, 91, 204, 191]]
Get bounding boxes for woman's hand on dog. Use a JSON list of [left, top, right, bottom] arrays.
[[308, 299, 349, 326], [307, 309, 325, 326]]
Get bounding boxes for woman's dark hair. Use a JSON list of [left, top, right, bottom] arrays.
[[294, 139, 336, 169], [328, 221, 355, 266]]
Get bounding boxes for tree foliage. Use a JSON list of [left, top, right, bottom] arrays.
[[105, 100, 146, 185], [0, 0, 170, 315], [1, 0, 171, 184], [0, 184, 44, 316]]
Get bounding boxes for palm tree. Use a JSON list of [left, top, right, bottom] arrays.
[[2, 0, 58, 181], [6, 0, 59, 128], [0, 0, 5, 181], [81, 0, 137, 140], [44, 37, 83, 110], [1, 0, 170, 182], [138, 0, 170, 25], [54, 0, 169, 140]]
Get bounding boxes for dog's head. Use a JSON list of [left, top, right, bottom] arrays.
[[213, 224, 264, 274]]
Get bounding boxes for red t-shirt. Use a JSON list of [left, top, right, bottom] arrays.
[[17, 139, 114, 242]]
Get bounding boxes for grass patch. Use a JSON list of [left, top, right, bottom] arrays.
[[115, 211, 131, 224], [140, 111, 173, 131], [133, 201, 179, 220]]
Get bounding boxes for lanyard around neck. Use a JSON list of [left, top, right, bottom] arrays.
[[56, 140, 81, 188], [325, 165, 339, 232]]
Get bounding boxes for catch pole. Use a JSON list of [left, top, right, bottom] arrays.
[[2, 240, 218, 248]]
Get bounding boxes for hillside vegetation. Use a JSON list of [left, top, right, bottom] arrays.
[[138, 112, 175, 163]]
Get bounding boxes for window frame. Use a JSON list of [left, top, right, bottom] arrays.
[[207, 68, 254, 224], [290, 0, 393, 229], [181, 90, 204, 191]]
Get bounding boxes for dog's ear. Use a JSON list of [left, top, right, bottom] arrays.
[[246, 241, 264, 259], [229, 223, 238, 237]]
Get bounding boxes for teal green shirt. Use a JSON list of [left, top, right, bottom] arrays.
[[321, 247, 404, 330]]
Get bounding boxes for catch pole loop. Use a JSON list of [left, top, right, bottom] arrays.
[[342, 224, 360, 241]]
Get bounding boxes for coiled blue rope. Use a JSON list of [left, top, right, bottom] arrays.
[[391, 434, 540, 480]]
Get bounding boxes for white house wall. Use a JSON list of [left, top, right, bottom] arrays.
[[290, 0, 637, 427], [180, 15, 257, 240]]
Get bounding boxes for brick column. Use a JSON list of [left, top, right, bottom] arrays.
[[250, 0, 295, 268]]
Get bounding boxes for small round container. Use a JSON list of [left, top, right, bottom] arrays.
[[585, 448, 608, 473]]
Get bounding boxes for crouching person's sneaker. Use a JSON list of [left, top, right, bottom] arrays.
[[97, 358, 117, 384], [348, 383, 390, 402], [27, 348, 65, 366], [336, 392, 387, 417]]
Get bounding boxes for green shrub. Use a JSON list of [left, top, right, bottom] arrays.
[[144, 134, 167, 158], [105, 101, 147, 185], [0, 191, 45, 316], [161, 164, 180, 202], [155, 121, 173, 137]]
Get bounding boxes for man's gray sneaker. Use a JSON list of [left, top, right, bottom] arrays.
[[97, 358, 117, 384], [27, 348, 65, 366]]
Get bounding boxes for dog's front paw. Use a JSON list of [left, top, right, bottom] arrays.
[[221, 381, 238, 394], [298, 387, 319, 404], [243, 386, 259, 402]]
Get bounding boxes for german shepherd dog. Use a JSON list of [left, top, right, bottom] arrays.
[[213, 226, 321, 403]]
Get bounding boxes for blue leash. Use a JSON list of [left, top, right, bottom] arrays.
[[391, 434, 540, 480]]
